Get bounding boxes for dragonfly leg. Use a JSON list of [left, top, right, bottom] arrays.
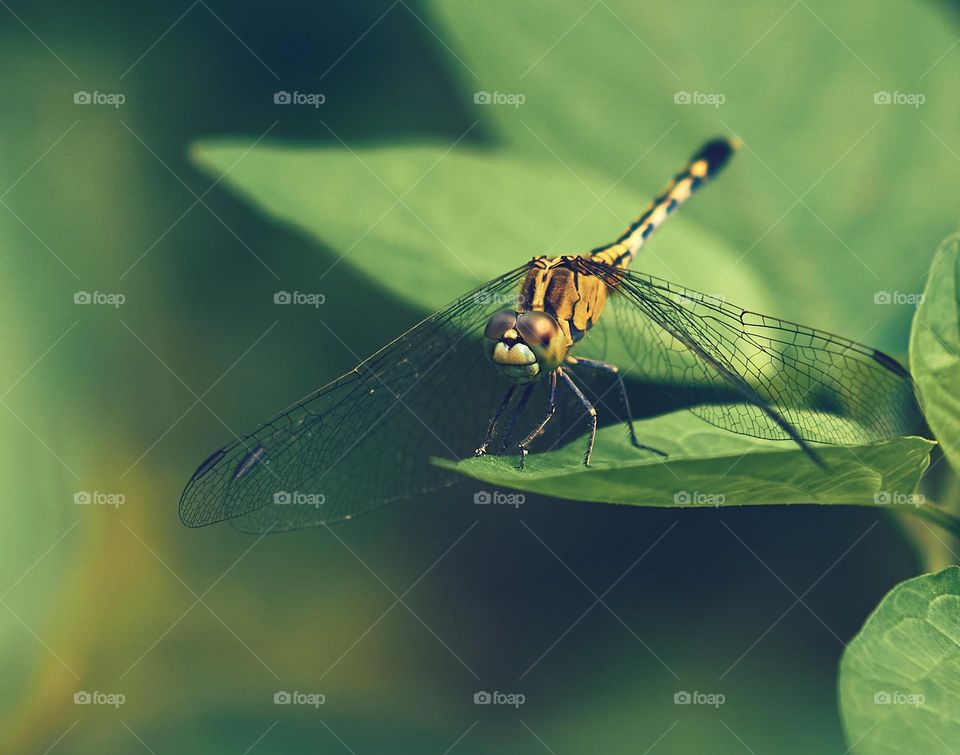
[[475, 385, 517, 456], [557, 367, 597, 466], [567, 356, 668, 458], [518, 371, 558, 469], [497, 382, 535, 455]]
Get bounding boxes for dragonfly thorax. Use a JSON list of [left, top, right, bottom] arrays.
[[483, 309, 568, 384]]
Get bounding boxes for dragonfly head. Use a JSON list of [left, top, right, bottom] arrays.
[[483, 309, 567, 384]]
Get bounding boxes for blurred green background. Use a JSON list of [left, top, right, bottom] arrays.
[[1, 1, 957, 752]]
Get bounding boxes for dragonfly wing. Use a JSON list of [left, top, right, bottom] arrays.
[[578, 260, 923, 446], [179, 265, 530, 532]]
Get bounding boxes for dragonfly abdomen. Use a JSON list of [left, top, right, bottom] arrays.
[[590, 137, 740, 270]]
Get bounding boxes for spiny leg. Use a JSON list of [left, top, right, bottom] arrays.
[[497, 382, 535, 455], [518, 371, 558, 469], [557, 367, 598, 466], [567, 356, 668, 458], [475, 384, 517, 456]]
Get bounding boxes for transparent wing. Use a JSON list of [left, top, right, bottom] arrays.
[[577, 259, 923, 446], [179, 265, 531, 532]]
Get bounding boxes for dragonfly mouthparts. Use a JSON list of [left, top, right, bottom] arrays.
[[493, 341, 537, 366]]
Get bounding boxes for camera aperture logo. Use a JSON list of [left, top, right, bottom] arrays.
[[474, 90, 525, 108], [74, 490, 125, 508], [273, 690, 325, 708], [273, 90, 325, 108], [74, 690, 125, 707], [673, 91, 725, 108], [673, 690, 725, 708], [873, 690, 924, 707], [74, 291, 125, 308], [473, 690, 525, 708], [274, 490, 325, 508], [673, 490, 725, 507], [274, 291, 326, 308], [74, 91, 125, 108], [873, 91, 924, 108], [474, 490, 525, 508]]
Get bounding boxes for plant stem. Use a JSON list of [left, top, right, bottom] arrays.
[[903, 504, 960, 542]]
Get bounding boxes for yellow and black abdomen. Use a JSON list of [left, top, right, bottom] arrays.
[[589, 137, 739, 270]]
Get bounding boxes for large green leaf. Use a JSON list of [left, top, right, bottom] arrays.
[[428, 0, 960, 347], [436, 409, 933, 507], [911, 235, 960, 474], [192, 143, 772, 314], [839, 566, 960, 753], [192, 141, 933, 512]]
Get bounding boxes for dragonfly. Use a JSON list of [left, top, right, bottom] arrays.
[[180, 138, 922, 532]]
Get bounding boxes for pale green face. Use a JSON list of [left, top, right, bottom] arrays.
[[483, 309, 567, 384]]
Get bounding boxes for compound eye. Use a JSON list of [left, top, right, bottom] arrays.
[[516, 311, 560, 348], [484, 309, 517, 340], [516, 311, 566, 370]]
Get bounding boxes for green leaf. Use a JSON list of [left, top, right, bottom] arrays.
[[911, 235, 960, 474], [435, 409, 933, 507], [428, 0, 960, 346], [839, 566, 960, 753], [191, 142, 773, 315]]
